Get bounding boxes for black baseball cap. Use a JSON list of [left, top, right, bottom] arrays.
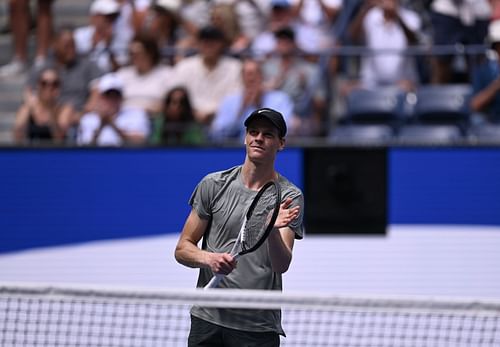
[[244, 108, 287, 138]]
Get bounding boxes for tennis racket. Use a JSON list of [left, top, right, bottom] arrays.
[[204, 180, 281, 289]]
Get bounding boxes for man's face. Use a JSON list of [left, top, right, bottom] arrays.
[[241, 61, 262, 89], [199, 39, 225, 60], [245, 118, 285, 163], [276, 37, 295, 57], [91, 14, 115, 34], [98, 90, 122, 118], [54, 31, 76, 64]]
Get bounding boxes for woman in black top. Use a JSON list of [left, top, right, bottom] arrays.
[[13, 68, 74, 144]]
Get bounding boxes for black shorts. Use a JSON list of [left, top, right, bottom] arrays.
[[188, 315, 280, 347]]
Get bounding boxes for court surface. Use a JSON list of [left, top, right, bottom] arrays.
[[1, 225, 499, 299]]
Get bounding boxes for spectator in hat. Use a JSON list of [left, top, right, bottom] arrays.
[[172, 25, 242, 125], [74, 0, 128, 72], [77, 73, 150, 146], [470, 20, 500, 124]]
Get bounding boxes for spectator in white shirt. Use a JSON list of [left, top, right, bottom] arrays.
[[78, 73, 150, 146], [74, 0, 127, 73], [172, 26, 242, 125], [348, 0, 421, 91]]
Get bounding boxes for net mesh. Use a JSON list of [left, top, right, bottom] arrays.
[[243, 184, 279, 250], [1, 283, 499, 347]]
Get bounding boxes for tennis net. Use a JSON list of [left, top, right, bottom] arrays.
[[1, 283, 499, 346]]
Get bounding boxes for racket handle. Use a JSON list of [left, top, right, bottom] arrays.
[[204, 254, 240, 290], [204, 274, 225, 289]]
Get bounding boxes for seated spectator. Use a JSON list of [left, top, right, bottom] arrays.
[[262, 26, 327, 136], [470, 19, 500, 123], [77, 73, 150, 146], [155, 0, 212, 59], [429, 0, 491, 84], [251, 0, 341, 58], [348, 0, 421, 92], [210, 2, 251, 55], [90, 34, 175, 115], [13, 68, 74, 144], [27, 27, 104, 137], [153, 0, 182, 45], [210, 58, 294, 141], [288, 0, 342, 54], [251, 0, 300, 58], [134, 0, 188, 64], [218, 0, 268, 48], [74, 0, 128, 72], [172, 26, 242, 125], [150, 86, 205, 145]]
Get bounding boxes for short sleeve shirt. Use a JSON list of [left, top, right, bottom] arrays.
[[189, 165, 304, 335], [471, 58, 500, 121]]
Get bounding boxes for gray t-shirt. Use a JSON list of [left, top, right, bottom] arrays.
[[189, 165, 304, 335]]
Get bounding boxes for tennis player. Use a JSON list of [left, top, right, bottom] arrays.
[[175, 107, 304, 346]]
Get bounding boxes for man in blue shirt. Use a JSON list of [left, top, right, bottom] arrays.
[[210, 58, 294, 141], [470, 20, 500, 123]]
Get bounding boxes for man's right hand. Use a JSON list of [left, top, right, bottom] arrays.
[[206, 252, 237, 275]]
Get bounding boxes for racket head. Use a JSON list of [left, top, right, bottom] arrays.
[[239, 181, 281, 255]]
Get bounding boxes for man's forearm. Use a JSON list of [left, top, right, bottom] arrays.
[[175, 240, 211, 269], [267, 228, 293, 274]]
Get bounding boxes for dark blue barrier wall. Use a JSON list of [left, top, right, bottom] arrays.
[[0, 148, 302, 253], [389, 147, 500, 226], [1, 147, 499, 253]]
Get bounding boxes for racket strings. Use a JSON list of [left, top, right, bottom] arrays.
[[242, 189, 279, 251]]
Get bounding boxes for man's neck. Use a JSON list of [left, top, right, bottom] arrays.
[[203, 56, 220, 70], [241, 159, 277, 191]]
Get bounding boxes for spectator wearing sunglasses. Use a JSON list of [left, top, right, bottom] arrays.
[[13, 68, 74, 144]]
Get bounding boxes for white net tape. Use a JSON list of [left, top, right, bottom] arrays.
[[1, 283, 499, 346]]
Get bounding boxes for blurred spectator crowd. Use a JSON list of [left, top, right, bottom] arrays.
[[2, 0, 500, 146]]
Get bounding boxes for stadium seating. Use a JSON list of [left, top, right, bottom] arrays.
[[328, 124, 394, 144], [470, 124, 500, 144], [411, 84, 472, 133], [398, 125, 463, 144], [344, 87, 406, 129]]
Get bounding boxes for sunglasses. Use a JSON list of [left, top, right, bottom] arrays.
[[39, 79, 60, 88]]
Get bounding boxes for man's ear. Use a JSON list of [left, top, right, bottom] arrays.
[[278, 138, 286, 151]]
